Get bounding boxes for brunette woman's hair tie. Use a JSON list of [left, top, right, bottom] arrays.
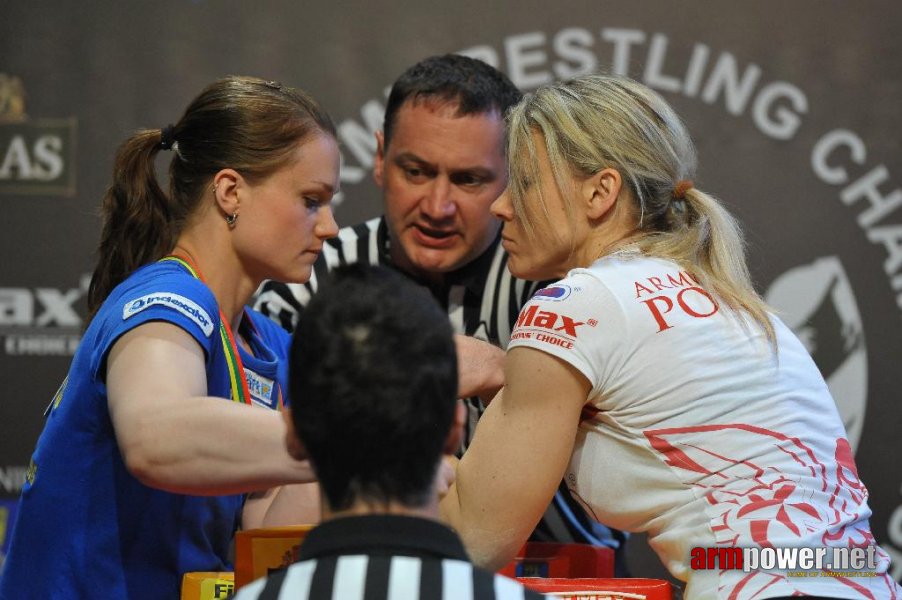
[[159, 124, 175, 151]]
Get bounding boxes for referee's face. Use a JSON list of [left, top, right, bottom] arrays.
[[374, 99, 506, 281]]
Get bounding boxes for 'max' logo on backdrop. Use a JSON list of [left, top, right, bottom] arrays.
[[0, 73, 77, 196], [0, 274, 90, 356]]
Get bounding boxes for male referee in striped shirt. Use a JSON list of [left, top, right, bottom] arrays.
[[254, 54, 629, 573], [232, 265, 546, 599]]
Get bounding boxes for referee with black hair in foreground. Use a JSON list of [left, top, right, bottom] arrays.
[[231, 264, 545, 600]]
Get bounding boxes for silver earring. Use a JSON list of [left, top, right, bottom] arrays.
[[226, 212, 239, 228]]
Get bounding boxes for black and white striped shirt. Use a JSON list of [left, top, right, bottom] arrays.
[[229, 515, 547, 600], [254, 216, 540, 449]]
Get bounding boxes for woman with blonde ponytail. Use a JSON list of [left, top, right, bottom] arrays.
[[443, 74, 899, 600], [1, 76, 339, 599]]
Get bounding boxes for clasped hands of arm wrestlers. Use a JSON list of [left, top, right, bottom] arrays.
[[240, 335, 517, 530]]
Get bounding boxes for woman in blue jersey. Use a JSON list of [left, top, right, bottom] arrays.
[[0, 76, 339, 599]]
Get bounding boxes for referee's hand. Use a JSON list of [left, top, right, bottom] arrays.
[[454, 334, 505, 403]]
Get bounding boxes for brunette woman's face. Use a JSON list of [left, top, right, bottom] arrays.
[[237, 132, 340, 284]]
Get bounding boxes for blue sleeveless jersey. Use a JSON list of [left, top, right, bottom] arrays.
[[0, 261, 290, 599]]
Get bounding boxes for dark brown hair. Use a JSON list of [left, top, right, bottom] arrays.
[[382, 54, 521, 150]]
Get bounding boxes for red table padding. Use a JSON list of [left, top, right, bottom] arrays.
[[516, 577, 672, 600]]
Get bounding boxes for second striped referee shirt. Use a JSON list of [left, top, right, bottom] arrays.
[[229, 515, 547, 600]]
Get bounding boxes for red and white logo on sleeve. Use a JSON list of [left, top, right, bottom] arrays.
[[512, 304, 598, 350]]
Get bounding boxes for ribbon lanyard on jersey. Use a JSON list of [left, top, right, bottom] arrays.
[[160, 254, 252, 406]]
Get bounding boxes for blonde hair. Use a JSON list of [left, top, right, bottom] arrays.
[[507, 74, 775, 345]]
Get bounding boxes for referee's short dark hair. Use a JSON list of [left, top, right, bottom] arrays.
[[288, 264, 458, 510], [382, 53, 522, 150]]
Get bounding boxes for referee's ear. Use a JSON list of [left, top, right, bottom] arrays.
[[442, 400, 467, 456]]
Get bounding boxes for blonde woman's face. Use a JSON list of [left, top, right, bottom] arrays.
[[491, 134, 577, 281]]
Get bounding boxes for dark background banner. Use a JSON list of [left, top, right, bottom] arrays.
[[2, 0, 900, 582]]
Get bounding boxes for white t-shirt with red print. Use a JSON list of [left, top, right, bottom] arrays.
[[508, 252, 899, 600]]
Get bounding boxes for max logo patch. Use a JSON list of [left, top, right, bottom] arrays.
[[123, 292, 214, 337], [515, 304, 585, 337]]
